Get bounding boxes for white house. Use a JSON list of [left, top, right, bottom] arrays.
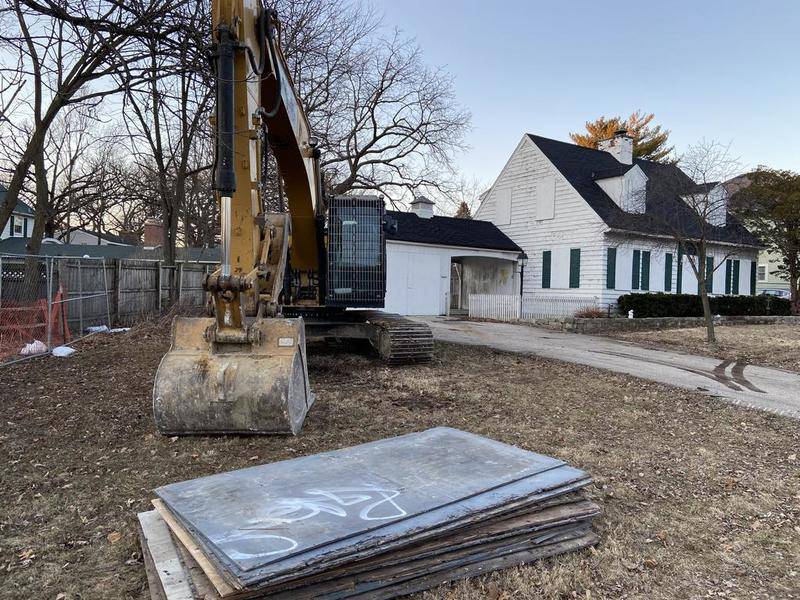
[[476, 132, 761, 308], [0, 185, 35, 241], [384, 197, 522, 315]]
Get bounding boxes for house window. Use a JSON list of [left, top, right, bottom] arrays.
[[664, 253, 673, 292], [495, 188, 512, 225], [757, 264, 767, 282], [12, 216, 22, 236], [536, 175, 555, 220], [569, 248, 581, 289], [541, 250, 551, 289], [631, 250, 650, 291], [606, 248, 616, 290]]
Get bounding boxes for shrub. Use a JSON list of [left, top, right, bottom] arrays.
[[617, 293, 791, 318], [574, 307, 607, 319]]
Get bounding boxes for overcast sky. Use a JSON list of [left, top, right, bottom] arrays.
[[375, 0, 800, 187]]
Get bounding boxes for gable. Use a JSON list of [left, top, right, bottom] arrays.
[[476, 135, 604, 231]]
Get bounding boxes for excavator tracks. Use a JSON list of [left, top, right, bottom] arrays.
[[361, 311, 435, 365]]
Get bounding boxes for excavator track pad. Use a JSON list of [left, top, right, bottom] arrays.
[[362, 312, 435, 365], [153, 317, 313, 436]]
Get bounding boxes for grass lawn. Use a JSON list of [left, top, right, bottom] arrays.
[[1, 323, 799, 600], [607, 324, 800, 373]]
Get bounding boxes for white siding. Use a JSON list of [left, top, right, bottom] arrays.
[[601, 236, 758, 304], [1, 213, 35, 240], [385, 241, 519, 315], [475, 136, 607, 301]]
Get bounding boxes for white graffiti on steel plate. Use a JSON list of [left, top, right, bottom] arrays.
[[221, 486, 407, 560]]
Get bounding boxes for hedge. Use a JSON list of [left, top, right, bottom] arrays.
[[617, 293, 791, 318]]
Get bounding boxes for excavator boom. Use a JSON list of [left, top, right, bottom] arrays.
[[152, 0, 434, 437], [153, 0, 316, 435]]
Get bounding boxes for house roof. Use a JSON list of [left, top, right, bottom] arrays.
[[527, 134, 760, 247], [386, 210, 522, 253], [0, 184, 34, 216], [70, 228, 132, 245], [0, 237, 218, 262]]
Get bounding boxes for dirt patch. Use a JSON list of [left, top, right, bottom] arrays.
[[607, 323, 800, 373], [1, 325, 799, 600]]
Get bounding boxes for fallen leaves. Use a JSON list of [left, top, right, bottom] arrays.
[[107, 531, 122, 544]]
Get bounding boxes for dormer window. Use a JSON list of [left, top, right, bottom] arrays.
[[681, 183, 727, 227], [593, 164, 648, 214]]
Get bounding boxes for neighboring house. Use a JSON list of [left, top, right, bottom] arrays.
[[385, 197, 522, 315], [476, 132, 761, 309], [62, 229, 133, 246], [0, 185, 35, 241], [756, 249, 790, 293]]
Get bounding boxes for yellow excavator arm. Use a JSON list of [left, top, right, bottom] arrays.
[[151, 1, 433, 437]]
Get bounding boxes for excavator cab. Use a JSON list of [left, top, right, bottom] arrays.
[[152, 2, 432, 436]]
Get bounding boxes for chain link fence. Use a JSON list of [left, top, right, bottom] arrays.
[[0, 254, 215, 364]]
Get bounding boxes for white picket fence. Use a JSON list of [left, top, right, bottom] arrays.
[[468, 294, 601, 321]]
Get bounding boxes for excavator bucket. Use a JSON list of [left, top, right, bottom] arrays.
[[152, 317, 314, 436]]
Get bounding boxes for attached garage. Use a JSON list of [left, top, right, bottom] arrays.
[[384, 197, 522, 316]]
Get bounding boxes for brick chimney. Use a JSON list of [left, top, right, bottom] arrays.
[[598, 129, 633, 165], [143, 218, 164, 247], [410, 195, 435, 218]]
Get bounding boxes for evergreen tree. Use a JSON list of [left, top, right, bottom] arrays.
[[570, 111, 674, 163]]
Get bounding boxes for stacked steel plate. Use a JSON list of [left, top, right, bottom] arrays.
[[138, 428, 600, 599]]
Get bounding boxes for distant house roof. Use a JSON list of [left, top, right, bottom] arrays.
[[0, 237, 219, 262], [386, 210, 522, 253], [527, 134, 760, 247], [68, 228, 133, 245], [0, 184, 34, 217]]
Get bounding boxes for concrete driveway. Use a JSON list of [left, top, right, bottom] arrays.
[[417, 317, 800, 419]]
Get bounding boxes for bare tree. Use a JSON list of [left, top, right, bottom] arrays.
[[0, 0, 188, 236], [644, 140, 748, 344], [119, 0, 211, 302], [276, 1, 470, 206]]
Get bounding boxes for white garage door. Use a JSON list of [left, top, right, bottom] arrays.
[[385, 247, 443, 315]]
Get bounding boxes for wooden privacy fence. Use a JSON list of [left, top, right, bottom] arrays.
[[468, 294, 600, 321], [0, 254, 216, 360]]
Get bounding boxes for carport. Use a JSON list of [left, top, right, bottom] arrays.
[[384, 197, 522, 316]]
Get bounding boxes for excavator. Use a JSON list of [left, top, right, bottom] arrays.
[[152, 0, 434, 436]]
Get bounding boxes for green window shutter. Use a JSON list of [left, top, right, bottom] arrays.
[[606, 248, 616, 289], [9, 215, 13, 237], [664, 253, 673, 292], [750, 261, 757, 295], [23, 217, 28, 238], [732, 260, 740, 294], [676, 248, 683, 294], [541, 251, 551, 289], [569, 248, 581, 289], [725, 259, 732, 294], [706, 256, 714, 293], [631, 250, 641, 290], [640, 251, 651, 291]]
